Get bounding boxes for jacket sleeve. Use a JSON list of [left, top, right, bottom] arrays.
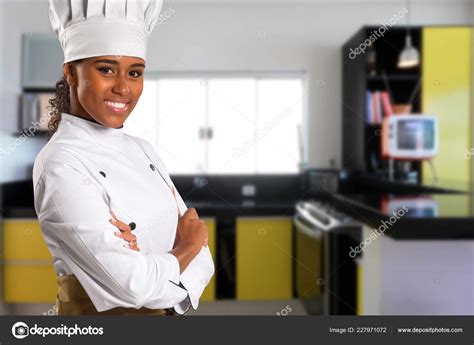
[[171, 186, 216, 312], [34, 163, 190, 313], [130, 135, 215, 313]]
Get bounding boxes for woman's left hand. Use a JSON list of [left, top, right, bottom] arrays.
[[109, 210, 140, 251]]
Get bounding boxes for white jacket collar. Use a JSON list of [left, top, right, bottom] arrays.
[[58, 112, 125, 148]]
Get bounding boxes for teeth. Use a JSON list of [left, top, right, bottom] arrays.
[[105, 100, 127, 109]]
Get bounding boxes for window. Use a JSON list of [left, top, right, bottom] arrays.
[[125, 74, 305, 175]]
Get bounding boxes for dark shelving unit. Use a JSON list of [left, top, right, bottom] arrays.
[[342, 26, 423, 181]]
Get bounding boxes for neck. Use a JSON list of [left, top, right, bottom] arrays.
[[69, 112, 101, 126], [68, 92, 101, 125]]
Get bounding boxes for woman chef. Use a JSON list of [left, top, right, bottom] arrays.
[[32, 0, 215, 316]]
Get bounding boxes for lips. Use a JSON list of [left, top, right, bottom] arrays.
[[104, 99, 130, 113]]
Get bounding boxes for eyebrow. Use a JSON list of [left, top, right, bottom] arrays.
[[94, 59, 146, 68]]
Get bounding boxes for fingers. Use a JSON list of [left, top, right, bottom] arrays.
[[109, 211, 132, 232], [204, 224, 208, 247], [114, 231, 140, 251], [128, 245, 140, 252], [114, 231, 134, 243], [110, 210, 140, 251], [128, 236, 140, 251], [109, 218, 131, 232], [190, 219, 207, 247], [114, 231, 135, 242], [183, 207, 199, 220]]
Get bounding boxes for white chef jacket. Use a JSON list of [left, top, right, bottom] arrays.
[[32, 113, 215, 315]]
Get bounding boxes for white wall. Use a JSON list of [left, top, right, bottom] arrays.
[[0, 0, 50, 183], [0, 0, 472, 182]]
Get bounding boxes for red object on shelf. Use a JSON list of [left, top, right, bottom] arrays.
[[380, 91, 393, 117], [372, 91, 381, 124]]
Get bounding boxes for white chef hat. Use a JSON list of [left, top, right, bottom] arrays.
[[49, 0, 163, 63]]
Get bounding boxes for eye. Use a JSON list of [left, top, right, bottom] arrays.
[[98, 67, 114, 75], [129, 70, 143, 78]]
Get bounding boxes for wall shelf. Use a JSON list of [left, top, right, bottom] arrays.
[[342, 26, 423, 182]]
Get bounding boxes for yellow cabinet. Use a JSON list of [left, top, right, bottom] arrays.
[[236, 217, 293, 300], [200, 218, 216, 301], [3, 219, 52, 260], [2, 219, 56, 302], [3, 218, 217, 303], [4, 265, 57, 303], [422, 27, 473, 192]]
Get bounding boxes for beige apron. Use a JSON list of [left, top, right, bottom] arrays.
[[56, 275, 177, 316]]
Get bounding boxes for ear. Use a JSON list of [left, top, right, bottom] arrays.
[[63, 62, 78, 87]]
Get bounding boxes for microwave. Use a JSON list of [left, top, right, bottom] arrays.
[[20, 92, 55, 132]]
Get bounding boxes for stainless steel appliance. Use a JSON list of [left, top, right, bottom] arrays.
[[304, 169, 342, 194], [20, 92, 54, 132], [294, 199, 361, 315]]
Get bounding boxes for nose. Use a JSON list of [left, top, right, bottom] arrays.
[[112, 74, 130, 96]]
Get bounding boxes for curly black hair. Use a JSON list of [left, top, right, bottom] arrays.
[[47, 60, 85, 139], [47, 76, 70, 139]]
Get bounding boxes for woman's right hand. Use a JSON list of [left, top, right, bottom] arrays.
[[175, 208, 208, 249], [170, 208, 208, 273]]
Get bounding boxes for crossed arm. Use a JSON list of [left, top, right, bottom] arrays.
[[109, 207, 214, 313], [36, 165, 214, 313], [110, 208, 209, 273]]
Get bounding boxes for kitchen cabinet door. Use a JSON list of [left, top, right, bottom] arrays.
[[22, 34, 63, 89], [128, 79, 208, 174], [207, 79, 256, 174], [127, 77, 304, 174], [2, 218, 217, 304], [3, 219, 56, 303], [4, 265, 57, 303], [207, 78, 303, 174], [422, 27, 472, 192], [200, 218, 216, 301], [236, 217, 293, 300], [255, 79, 303, 174], [156, 79, 207, 174]]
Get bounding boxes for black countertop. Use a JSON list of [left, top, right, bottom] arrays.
[[2, 176, 473, 240], [3, 202, 296, 219], [327, 192, 474, 239], [0, 177, 301, 218], [186, 201, 295, 217]]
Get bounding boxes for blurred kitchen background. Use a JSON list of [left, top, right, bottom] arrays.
[[0, 0, 473, 316]]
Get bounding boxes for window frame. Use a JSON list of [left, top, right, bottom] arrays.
[[134, 71, 309, 175]]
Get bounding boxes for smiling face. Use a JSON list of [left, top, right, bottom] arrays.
[[64, 56, 145, 128]]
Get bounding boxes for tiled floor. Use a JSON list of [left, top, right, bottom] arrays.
[[187, 299, 308, 316], [2, 299, 310, 316]]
